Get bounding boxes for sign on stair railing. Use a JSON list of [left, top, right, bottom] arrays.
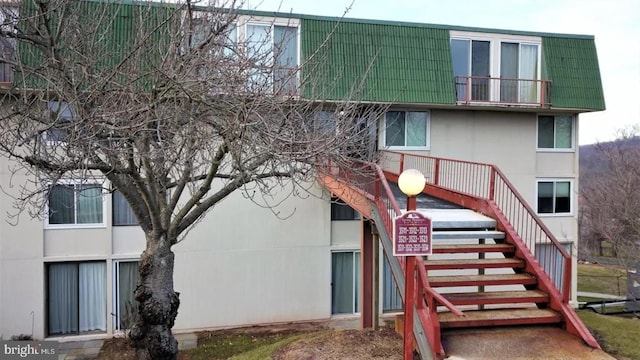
[[393, 211, 432, 256]]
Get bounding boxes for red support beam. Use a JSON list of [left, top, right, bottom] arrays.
[[403, 256, 416, 360], [361, 219, 374, 329]]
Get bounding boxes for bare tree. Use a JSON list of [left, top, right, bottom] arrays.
[[580, 127, 640, 269], [0, 0, 380, 358]]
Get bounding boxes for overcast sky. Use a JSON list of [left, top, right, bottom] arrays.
[[248, 0, 640, 145]]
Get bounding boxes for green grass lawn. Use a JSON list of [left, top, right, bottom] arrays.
[[578, 263, 640, 359], [577, 310, 640, 360], [183, 331, 323, 360], [578, 263, 627, 296]]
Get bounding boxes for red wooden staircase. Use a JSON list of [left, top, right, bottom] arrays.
[[318, 150, 599, 360]]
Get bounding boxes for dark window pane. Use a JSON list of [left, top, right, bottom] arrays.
[[537, 116, 555, 148], [555, 116, 573, 148], [555, 182, 571, 213], [471, 40, 490, 101], [537, 182, 554, 213], [49, 185, 75, 224], [500, 42, 518, 102], [451, 39, 470, 101], [331, 198, 359, 220], [113, 190, 138, 226], [48, 263, 79, 335], [385, 112, 405, 146], [118, 261, 140, 329]]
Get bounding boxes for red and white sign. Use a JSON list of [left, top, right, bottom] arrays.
[[393, 211, 432, 256]]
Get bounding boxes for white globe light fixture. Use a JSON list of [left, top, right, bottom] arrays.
[[398, 168, 426, 197]]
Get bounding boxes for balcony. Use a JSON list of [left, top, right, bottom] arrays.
[[455, 76, 551, 108]]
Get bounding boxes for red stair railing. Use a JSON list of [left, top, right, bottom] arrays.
[[380, 150, 572, 301], [380, 150, 600, 349], [319, 161, 462, 359]]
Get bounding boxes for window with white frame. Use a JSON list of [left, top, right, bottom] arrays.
[[537, 115, 573, 150], [246, 23, 298, 94], [537, 179, 572, 215], [451, 39, 490, 101], [382, 111, 429, 149], [47, 261, 107, 335], [450, 33, 541, 104], [47, 182, 104, 227]]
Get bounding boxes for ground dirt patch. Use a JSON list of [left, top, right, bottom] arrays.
[[273, 327, 403, 360], [97, 322, 403, 359]]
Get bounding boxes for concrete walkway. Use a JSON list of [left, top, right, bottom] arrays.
[[577, 291, 626, 300], [442, 326, 615, 360]]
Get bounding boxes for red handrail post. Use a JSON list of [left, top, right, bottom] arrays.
[[403, 256, 416, 360], [489, 167, 496, 201], [563, 257, 572, 303], [434, 159, 440, 186], [399, 153, 405, 174]]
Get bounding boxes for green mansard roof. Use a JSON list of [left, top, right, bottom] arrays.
[[300, 19, 456, 105], [298, 15, 605, 111], [14, 1, 605, 111]]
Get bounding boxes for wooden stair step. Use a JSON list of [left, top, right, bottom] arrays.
[[429, 273, 537, 287], [442, 290, 549, 306], [432, 243, 514, 254], [432, 230, 505, 240], [439, 308, 562, 328], [424, 258, 524, 270]]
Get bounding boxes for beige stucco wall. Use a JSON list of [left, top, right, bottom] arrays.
[[171, 187, 332, 330], [0, 157, 47, 339], [0, 155, 334, 339]]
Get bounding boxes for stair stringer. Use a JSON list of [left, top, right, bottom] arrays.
[[318, 173, 439, 359], [485, 200, 600, 349], [417, 182, 600, 349], [370, 206, 441, 360]]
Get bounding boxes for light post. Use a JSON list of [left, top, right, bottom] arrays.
[[397, 169, 426, 360]]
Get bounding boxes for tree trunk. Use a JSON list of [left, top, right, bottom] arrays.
[[129, 232, 180, 360]]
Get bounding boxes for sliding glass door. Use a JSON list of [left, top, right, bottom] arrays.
[[331, 251, 361, 315], [48, 262, 106, 335], [114, 260, 140, 331]]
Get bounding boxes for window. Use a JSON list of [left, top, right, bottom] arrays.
[[246, 23, 298, 94], [45, 101, 73, 143], [451, 34, 541, 104], [537, 115, 573, 150], [47, 261, 106, 335], [114, 260, 140, 331], [331, 197, 360, 220], [500, 42, 538, 103], [382, 255, 402, 312], [113, 190, 138, 226], [537, 180, 572, 215], [382, 111, 429, 149], [451, 39, 490, 101], [331, 251, 361, 314], [47, 182, 104, 227]]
